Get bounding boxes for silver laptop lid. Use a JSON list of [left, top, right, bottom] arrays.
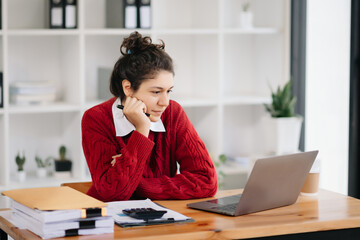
[[235, 150, 318, 216]]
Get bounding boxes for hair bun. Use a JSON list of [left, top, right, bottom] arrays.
[[120, 31, 164, 55]]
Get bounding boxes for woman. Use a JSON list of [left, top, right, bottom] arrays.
[[82, 31, 217, 202]]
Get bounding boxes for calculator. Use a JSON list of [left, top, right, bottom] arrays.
[[122, 208, 167, 220]]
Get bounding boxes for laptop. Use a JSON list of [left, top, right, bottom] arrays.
[[187, 151, 319, 216]]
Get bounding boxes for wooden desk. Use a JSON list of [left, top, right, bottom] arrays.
[[1, 189, 360, 240]]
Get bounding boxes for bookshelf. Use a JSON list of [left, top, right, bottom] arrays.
[[0, 0, 289, 190]]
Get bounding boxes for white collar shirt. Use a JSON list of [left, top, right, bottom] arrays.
[[112, 98, 166, 137]]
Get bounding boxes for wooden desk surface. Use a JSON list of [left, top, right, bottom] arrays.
[[1, 189, 360, 240]]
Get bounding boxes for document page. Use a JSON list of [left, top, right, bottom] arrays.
[[107, 199, 193, 227]]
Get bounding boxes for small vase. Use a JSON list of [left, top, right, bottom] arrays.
[[17, 171, 26, 182], [36, 168, 47, 178], [54, 159, 72, 179], [263, 115, 303, 155], [238, 11, 253, 29]]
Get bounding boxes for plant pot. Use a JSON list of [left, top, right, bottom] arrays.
[[36, 168, 47, 178], [54, 159, 72, 179], [238, 11, 253, 29], [54, 159, 72, 172], [17, 171, 26, 182], [263, 116, 303, 155]]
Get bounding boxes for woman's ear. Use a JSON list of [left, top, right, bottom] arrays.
[[122, 80, 133, 97]]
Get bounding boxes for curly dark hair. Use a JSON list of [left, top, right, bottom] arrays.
[[110, 31, 174, 100]]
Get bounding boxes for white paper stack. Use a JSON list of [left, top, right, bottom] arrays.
[[2, 186, 114, 239], [108, 198, 194, 227], [10, 81, 57, 105], [10, 204, 113, 239]]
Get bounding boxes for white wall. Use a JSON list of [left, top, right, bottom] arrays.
[[305, 0, 351, 194]]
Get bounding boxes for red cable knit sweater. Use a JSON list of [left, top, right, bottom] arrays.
[[81, 98, 217, 202]]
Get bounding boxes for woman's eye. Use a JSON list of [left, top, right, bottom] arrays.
[[151, 89, 172, 95]]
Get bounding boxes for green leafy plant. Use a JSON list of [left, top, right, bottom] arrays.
[[55, 145, 72, 173], [15, 152, 26, 171], [214, 154, 228, 189], [242, 2, 250, 12], [59, 145, 67, 160], [264, 80, 297, 118], [35, 155, 52, 168]]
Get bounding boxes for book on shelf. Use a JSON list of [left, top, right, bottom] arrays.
[[107, 0, 151, 29], [10, 81, 57, 105], [10, 93, 56, 105], [64, 0, 77, 28], [139, 0, 151, 29], [124, 0, 138, 28], [2, 186, 114, 239], [49, 0, 64, 28], [49, 0, 77, 29]]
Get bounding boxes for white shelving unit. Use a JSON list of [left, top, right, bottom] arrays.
[[0, 0, 289, 190]]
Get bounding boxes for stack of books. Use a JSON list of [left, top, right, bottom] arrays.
[[10, 81, 57, 105], [2, 186, 114, 239]]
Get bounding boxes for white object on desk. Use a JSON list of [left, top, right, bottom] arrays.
[[108, 198, 192, 227]]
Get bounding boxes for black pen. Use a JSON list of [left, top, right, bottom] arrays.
[[117, 104, 150, 117]]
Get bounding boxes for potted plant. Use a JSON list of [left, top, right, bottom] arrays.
[[263, 80, 302, 154], [214, 154, 228, 189], [54, 145, 72, 178], [238, 2, 253, 29], [15, 152, 26, 182], [35, 155, 51, 178]]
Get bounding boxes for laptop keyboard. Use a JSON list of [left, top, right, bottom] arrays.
[[216, 203, 238, 212]]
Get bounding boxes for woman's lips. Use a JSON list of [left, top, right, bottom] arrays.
[[151, 110, 163, 116]]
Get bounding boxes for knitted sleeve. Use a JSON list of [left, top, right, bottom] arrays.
[[136, 102, 218, 199], [82, 107, 154, 202]]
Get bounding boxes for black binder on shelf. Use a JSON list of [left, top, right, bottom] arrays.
[[49, 0, 64, 28], [64, 0, 77, 28], [124, 0, 138, 29], [107, 0, 151, 29], [139, 0, 151, 29]]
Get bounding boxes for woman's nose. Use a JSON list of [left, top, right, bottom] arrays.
[[158, 92, 170, 106]]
